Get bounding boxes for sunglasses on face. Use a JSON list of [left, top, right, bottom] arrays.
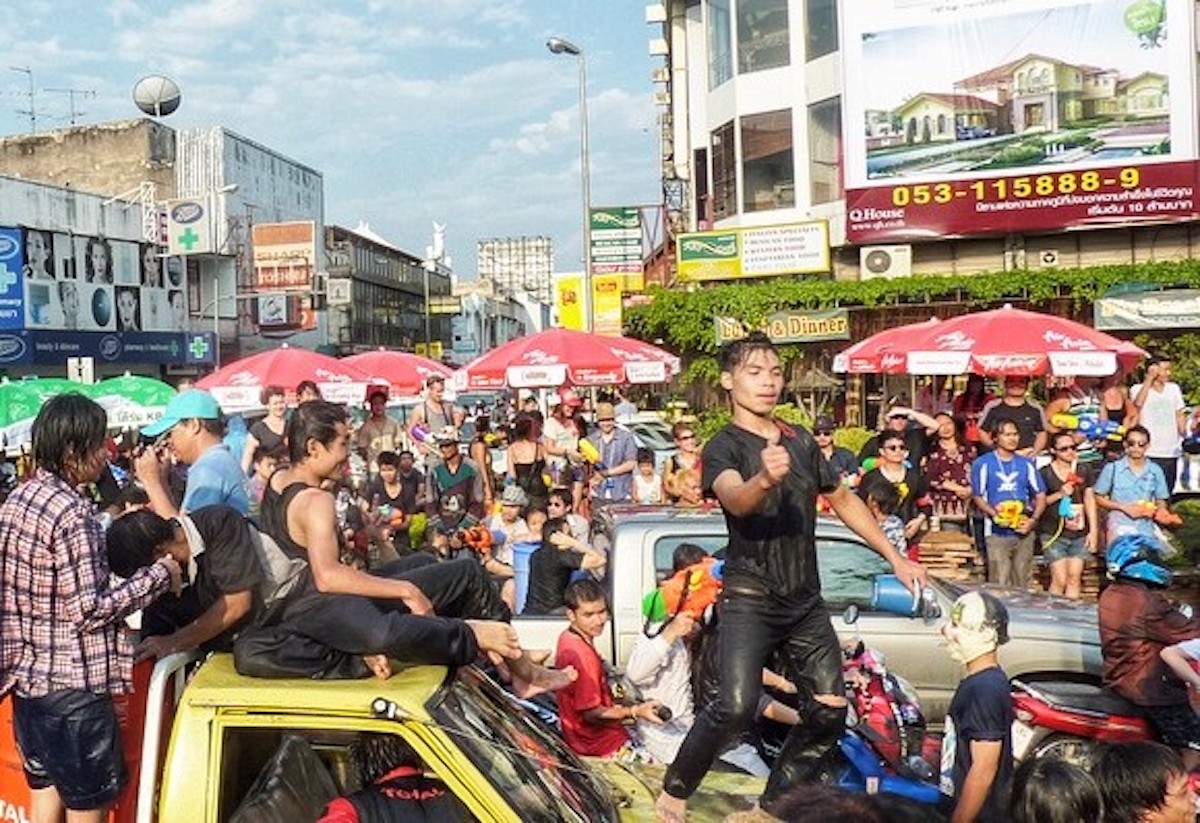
[[814, 430, 833, 436], [1055, 445, 1077, 453], [883, 444, 908, 452], [1125, 439, 1148, 448], [677, 433, 696, 442]]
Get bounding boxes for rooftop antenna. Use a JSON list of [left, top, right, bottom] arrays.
[[44, 87, 96, 125], [9, 66, 35, 132]]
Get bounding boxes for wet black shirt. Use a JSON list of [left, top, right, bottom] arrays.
[[701, 422, 837, 601]]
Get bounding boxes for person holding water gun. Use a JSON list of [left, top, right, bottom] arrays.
[[970, 417, 1046, 589], [1037, 432, 1099, 600]]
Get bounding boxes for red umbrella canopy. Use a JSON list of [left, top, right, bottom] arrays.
[[833, 317, 942, 375], [836, 305, 1144, 376], [453, 328, 681, 391], [343, 349, 452, 397], [196, 345, 371, 412]]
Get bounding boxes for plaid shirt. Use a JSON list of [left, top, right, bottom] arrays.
[[0, 469, 169, 697]]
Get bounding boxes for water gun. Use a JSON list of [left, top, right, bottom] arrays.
[[459, 524, 508, 555], [410, 423, 430, 443], [376, 503, 408, 528], [642, 557, 724, 626], [578, 439, 607, 472], [1131, 501, 1182, 526], [1050, 413, 1124, 442], [993, 500, 1031, 530]]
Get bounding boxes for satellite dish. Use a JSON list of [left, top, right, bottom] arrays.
[[132, 75, 181, 117]]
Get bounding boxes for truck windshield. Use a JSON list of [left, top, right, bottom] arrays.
[[428, 667, 617, 822]]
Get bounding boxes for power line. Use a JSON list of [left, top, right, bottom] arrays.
[[44, 87, 96, 125], [8, 66, 35, 132]]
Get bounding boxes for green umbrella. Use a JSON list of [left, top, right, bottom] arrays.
[[0, 378, 80, 451], [84, 374, 177, 429]]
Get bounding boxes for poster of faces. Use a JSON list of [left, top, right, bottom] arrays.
[[21, 228, 189, 332]]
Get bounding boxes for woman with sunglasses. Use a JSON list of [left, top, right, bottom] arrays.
[[858, 430, 932, 559], [663, 422, 703, 505], [1038, 432, 1099, 600]]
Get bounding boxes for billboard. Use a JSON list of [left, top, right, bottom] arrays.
[[165, 198, 214, 255], [592, 274, 623, 336], [589, 207, 644, 291], [1094, 289, 1200, 330], [252, 221, 316, 291], [555, 274, 585, 331], [676, 221, 830, 282], [841, 0, 1197, 243]]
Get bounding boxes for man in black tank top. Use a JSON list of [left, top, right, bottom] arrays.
[[237, 400, 575, 692], [407, 375, 463, 469]]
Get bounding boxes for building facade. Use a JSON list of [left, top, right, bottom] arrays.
[[477, 236, 554, 304]]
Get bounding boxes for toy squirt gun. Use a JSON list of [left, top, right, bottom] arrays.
[[1050, 413, 1125, 442], [641, 557, 724, 636]]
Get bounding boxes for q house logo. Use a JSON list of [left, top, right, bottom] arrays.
[[169, 201, 205, 224], [0, 334, 27, 363], [681, 236, 738, 258], [99, 335, 122, 361]]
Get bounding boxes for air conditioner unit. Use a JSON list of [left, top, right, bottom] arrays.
[[859, 245, 913, 279], [327, 278, 353, 306]]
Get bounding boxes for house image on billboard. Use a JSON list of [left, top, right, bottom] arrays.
[[892, 93, 1002, 145]]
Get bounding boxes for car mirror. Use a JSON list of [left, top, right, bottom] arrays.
[[843, 603, 859, 625]]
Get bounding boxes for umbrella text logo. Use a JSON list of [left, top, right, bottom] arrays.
[[1043, 331, 1098, 351], [933, 331, 975, 351]]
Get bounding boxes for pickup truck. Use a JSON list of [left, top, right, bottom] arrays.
[[0, 652, 760, 823], [512, 506, 1105, 724]]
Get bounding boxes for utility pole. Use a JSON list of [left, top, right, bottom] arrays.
[[44, 87, 96, 125], [9, 66, 36, 132]]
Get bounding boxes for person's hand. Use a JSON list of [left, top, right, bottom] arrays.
[[549, 531, 575, 551], [134, 633, 178, 663], [663, 612, 696, 643], [156, 555, 183, 595], [399, 582, 434, 616], [1085, 531, 1098, 553], [1015, 517, 1034, 535], [634, 700, 668, 726], [904, 517, 924, 539], [760, 428, 790, 488], [891, 556, 927, 593], [467, 619, 521, 661], [133, 445, 166, 485], [1060, 481, 1076, 498]]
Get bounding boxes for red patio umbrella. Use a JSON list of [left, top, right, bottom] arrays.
[[832, 317, 943, 375], [835, 305, 1144, 376], [196, 345, 371, 412], [343, 349, 452, 397], [453, 328, 681, 391]]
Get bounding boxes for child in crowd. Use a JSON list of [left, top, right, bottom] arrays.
[[246, 445, 284, 517], [865, 482, 908, 561], [671, 469, 703, 509], [489, 485, 532, 546], [633, 447, 663, 505]]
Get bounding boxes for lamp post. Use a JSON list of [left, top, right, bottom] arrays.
[[546, 36, 593, 332]]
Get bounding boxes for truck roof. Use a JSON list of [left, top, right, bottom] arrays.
[[182, 653, 449, 719]]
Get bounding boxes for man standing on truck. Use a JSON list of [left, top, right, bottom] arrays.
[[655, 333, 926, 823], [0, 394, 182, 823]]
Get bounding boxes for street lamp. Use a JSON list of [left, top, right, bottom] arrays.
[[546, 36, 594, 332]]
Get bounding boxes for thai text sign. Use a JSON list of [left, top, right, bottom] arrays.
[[840, 0, 1198, 243], [714, 308, 851, 345], [1095, 289, 1200, 329], [589, 207, 643, 276], [677, 222, 830, 282], [252, 222, 316, 291]]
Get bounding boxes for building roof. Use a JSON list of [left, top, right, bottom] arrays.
[[897, 92, 1000, 114]]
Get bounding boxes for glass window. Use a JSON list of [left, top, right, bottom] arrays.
[[741, 109, 794, 212], [711, 121, 738, 219], [653, 535, 729, 583], [816, 537, 892, 611], [807, 96, 843, 204], [738, 0, 790, 74], [805, 0, 838, 62], [707, 0, 733, 89]]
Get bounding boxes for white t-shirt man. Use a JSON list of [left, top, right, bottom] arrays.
[[1132, 380, 1185, 459]]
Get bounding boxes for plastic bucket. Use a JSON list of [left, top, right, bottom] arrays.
[[872, 574, 919, 617], [511, 541, 540, 614]]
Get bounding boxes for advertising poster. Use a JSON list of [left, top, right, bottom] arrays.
[[589, 206, 645, 291], [555, 274, 585, 331], [0, 228, 24, 330], [592, 274, 624, 336], [676, 222, 830, 282], [840, 0, 1197, 243]]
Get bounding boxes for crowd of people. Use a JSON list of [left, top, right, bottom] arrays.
[[1, 342, 1199, 821]]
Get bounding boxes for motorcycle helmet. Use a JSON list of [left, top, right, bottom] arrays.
[[1106, 534, 1172, 587]]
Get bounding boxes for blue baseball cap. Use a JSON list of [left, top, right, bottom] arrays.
[[142, 390, 223, 437]]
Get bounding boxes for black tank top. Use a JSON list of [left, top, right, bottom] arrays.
[[260, 477, 313, 562]]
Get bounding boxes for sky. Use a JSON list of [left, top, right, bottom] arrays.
[[0, 1, 663, 280]]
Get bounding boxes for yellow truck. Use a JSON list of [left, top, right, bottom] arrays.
[[0, 652, 760, 822]]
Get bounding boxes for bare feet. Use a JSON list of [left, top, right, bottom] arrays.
[[656, 792, 687, 823], [508, 655, 578, 699], [527, 648, 551, 666], [466, 620, 521, 661], [363, 654, 392, 680]]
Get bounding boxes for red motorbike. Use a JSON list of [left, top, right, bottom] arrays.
[[1010, 677, 1155, 765]]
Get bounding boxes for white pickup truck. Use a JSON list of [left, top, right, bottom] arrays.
[[512, 506, 1105, 724]]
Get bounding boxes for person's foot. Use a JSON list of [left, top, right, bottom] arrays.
[[510, 664, 578, 699], [363, 654, 392, 680], [466, 620, 521, 661], [528, 648, 552, 665], [723, 805, 781, 822], [656, 792, 687, 823]]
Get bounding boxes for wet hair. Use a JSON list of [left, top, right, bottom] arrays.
[[107, 509, 175, 578], [398, 449, 415, 461], [541, 516, 568, 550], [1010, 757, 1103, 823], [717, 331, 776, 374], [989, 415, 1019, 437], [260, 385, 285, 406], [348, 732, 422, 787], [672, 542, 707, 573], [286, 400, 348, 465], [636, 447, 655, 466], [767, 784, 886, 822], [253, 445, 286, 466], [31, 393, 108, 479], [376, 451, 399, 468], [295, 380, 321, 400], [564, 577, 606, 610], [671, 421, 694, 439], [866, 481, 901, 517], [1094, 741, 1184, 823], [112, 484, 151, 511]]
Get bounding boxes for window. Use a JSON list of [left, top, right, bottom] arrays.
[[707, 0, 733, 89], [805, 0, 838, 61], [653, 534, 729, 583], [807, 96, 843, 204], [711, 121, 738, 219], [738, 0, 789, 74], [815, 538, 892, 611], [741, 109, 794, 212]]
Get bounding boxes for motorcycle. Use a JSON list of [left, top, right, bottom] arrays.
[[1010, 677, 1153, 767]]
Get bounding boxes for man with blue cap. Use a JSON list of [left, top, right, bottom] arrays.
[[135, 390, 250, 516]]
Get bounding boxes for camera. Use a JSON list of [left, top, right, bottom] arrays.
[[654, 704, 673, 722]]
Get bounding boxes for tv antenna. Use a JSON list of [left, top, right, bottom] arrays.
[[45, 87, 96, 125], [9, 66, 36, 132]]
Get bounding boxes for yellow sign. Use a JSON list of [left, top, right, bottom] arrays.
[[555, 274, 585, 330], [714, 308, 851, 344], [676, 221, 830, 282], [592, 274, 623, 336], [429, 341, 443, 359]]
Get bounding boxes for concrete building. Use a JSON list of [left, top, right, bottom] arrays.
[[448, 279, 536, 365], [476, 236, 554, 304]]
